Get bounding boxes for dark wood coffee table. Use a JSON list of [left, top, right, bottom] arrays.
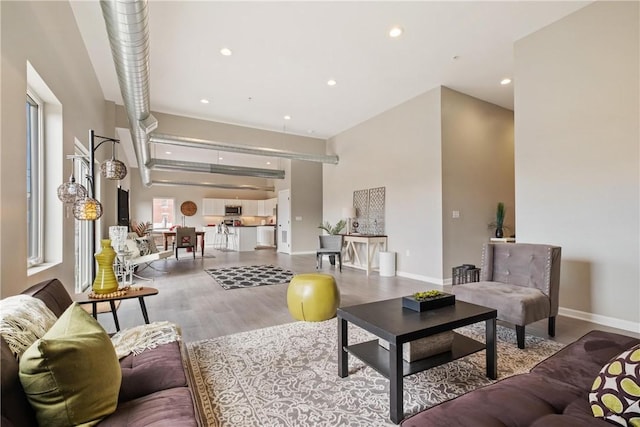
[[337, 298, 497, 424]]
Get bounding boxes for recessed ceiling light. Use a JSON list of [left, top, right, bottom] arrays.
[[266, 161, 271, 165], [200, 98, 209, 104], [327, 79, 337, 86], [165, 151, 172, 155], [220, 47, 232, 56], [284, 115, 291, 120], [500, 78, 512, 85], [389, 26, 403, 38], [219, 156, 223, 160], [307, 130, 314, 134]]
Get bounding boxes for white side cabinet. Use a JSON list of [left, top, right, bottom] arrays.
[[257, 226, 275, 246], [265, 198, 277, 216], [257, 200, 267, 216], [202, 198, 225, 216], [242, 200, 259, 216]]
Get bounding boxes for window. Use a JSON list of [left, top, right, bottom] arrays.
[[26, 93, 43, 267], [152, 198, 175, 229], [75, 153, 91, 292]]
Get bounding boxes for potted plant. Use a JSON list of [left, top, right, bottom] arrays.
[[318, 220, 346, 235], [488, 202, 508, 238], [402, 289, 456, 312], [318, 220, 346, 265]]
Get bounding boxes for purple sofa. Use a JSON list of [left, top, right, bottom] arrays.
[[1, 279, 201, 426], [402, 329, 639, 426]]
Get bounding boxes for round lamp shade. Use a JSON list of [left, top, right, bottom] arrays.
[[57, 179, 87, 203], [100, 159, 127, 180], [73, 197, 103, 220]]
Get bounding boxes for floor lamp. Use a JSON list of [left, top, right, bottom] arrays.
[[59, 130, 127, 283]]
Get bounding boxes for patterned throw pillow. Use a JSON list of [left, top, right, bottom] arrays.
[[0, 295, 58, 358], [590, 344, 640, 427], [134, 237, 159, 255]]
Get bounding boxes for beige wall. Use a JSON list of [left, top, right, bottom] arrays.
[[0, 1, 111, 296], [326, 87, 444, 282], [326, 86, 515, 283], [290, 160, 323, 253], [441, 87, 515, 275], [514, 1, 639, 329]]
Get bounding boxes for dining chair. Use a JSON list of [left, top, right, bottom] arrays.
[[174, 227, 197, 260]]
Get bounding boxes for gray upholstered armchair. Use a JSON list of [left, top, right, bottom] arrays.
[[453, 243, 561, 349]]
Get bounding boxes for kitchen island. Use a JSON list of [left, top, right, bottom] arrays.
[[230, 226, 258, 252], [203, 225, 261, 252]]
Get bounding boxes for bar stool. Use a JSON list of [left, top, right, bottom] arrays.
[[225, 225, 238, 251], [213, 224, 226, 249]]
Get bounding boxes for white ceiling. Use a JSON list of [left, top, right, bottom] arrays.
[[70, 1, 590, 170]]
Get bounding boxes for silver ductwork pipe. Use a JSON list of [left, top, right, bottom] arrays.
[[100, 0, 156, 186], [150, 133, 339, 164], [151, 180, 275, 192], [147, 159, 285, 179]]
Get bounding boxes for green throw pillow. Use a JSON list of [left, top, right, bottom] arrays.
[[590, 343, 640, 427], [19, 303, 122, 427]]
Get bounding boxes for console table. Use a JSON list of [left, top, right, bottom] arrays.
[[342, 234, 387, 275]]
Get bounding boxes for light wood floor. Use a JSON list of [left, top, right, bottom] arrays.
[[95, 248, 639, 345]]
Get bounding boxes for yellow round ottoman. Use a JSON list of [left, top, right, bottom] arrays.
[[287, 273, 340, 321]]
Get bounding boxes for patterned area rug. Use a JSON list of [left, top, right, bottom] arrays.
[[204, 265, 295, 290], [186, 320, 565, 426]]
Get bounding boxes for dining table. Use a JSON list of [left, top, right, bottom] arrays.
[[161, 230, 206, 257]]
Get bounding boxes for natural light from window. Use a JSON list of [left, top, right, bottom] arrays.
[[153, 198, 175, 229]]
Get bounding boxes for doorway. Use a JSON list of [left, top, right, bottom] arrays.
[[277, 189, 291, 254]]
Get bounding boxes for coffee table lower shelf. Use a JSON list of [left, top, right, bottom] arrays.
[[345, 333, 484, 378]]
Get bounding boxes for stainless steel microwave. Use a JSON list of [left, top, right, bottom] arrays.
[[225, 205, 242, 216]]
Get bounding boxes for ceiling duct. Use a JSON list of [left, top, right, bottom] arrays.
[[150, 133, 339, 164], [151, 180, 274, 192], [99, 0, 337, 187], [100, 0, 156, 187], [147, 159, 285, 179]]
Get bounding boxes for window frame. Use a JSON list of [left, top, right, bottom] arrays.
[[74, 149, 92, 292], [26, 90, 44, 267], [152, 197, 176, 230]]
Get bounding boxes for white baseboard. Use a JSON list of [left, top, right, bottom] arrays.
[[396, 271, 444, 286], [558, 307, 640, 333]]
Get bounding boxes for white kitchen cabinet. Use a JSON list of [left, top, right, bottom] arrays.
[[257, 226, 275, 246], [228, 226, 257, 251], [203, 226, 218, 247], [265, 198, 277, 216], [257, 200, 266, 216], [242, 200, 259, 216], [202, 198, 225, 216]]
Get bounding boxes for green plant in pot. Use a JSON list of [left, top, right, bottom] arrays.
[[318, 220, 346, 265], [318, 220, 346, 235], [488, 202, 507, 238]]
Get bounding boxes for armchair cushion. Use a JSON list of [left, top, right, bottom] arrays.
[[453, 281, 550, 325]]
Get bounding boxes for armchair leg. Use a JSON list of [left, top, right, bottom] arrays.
[[338, 253, 342, 272], [548, 316, 556, 337], [192, 246, 195, 259], [516, 325, 525, 349], [175, 248, 179, 260]]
